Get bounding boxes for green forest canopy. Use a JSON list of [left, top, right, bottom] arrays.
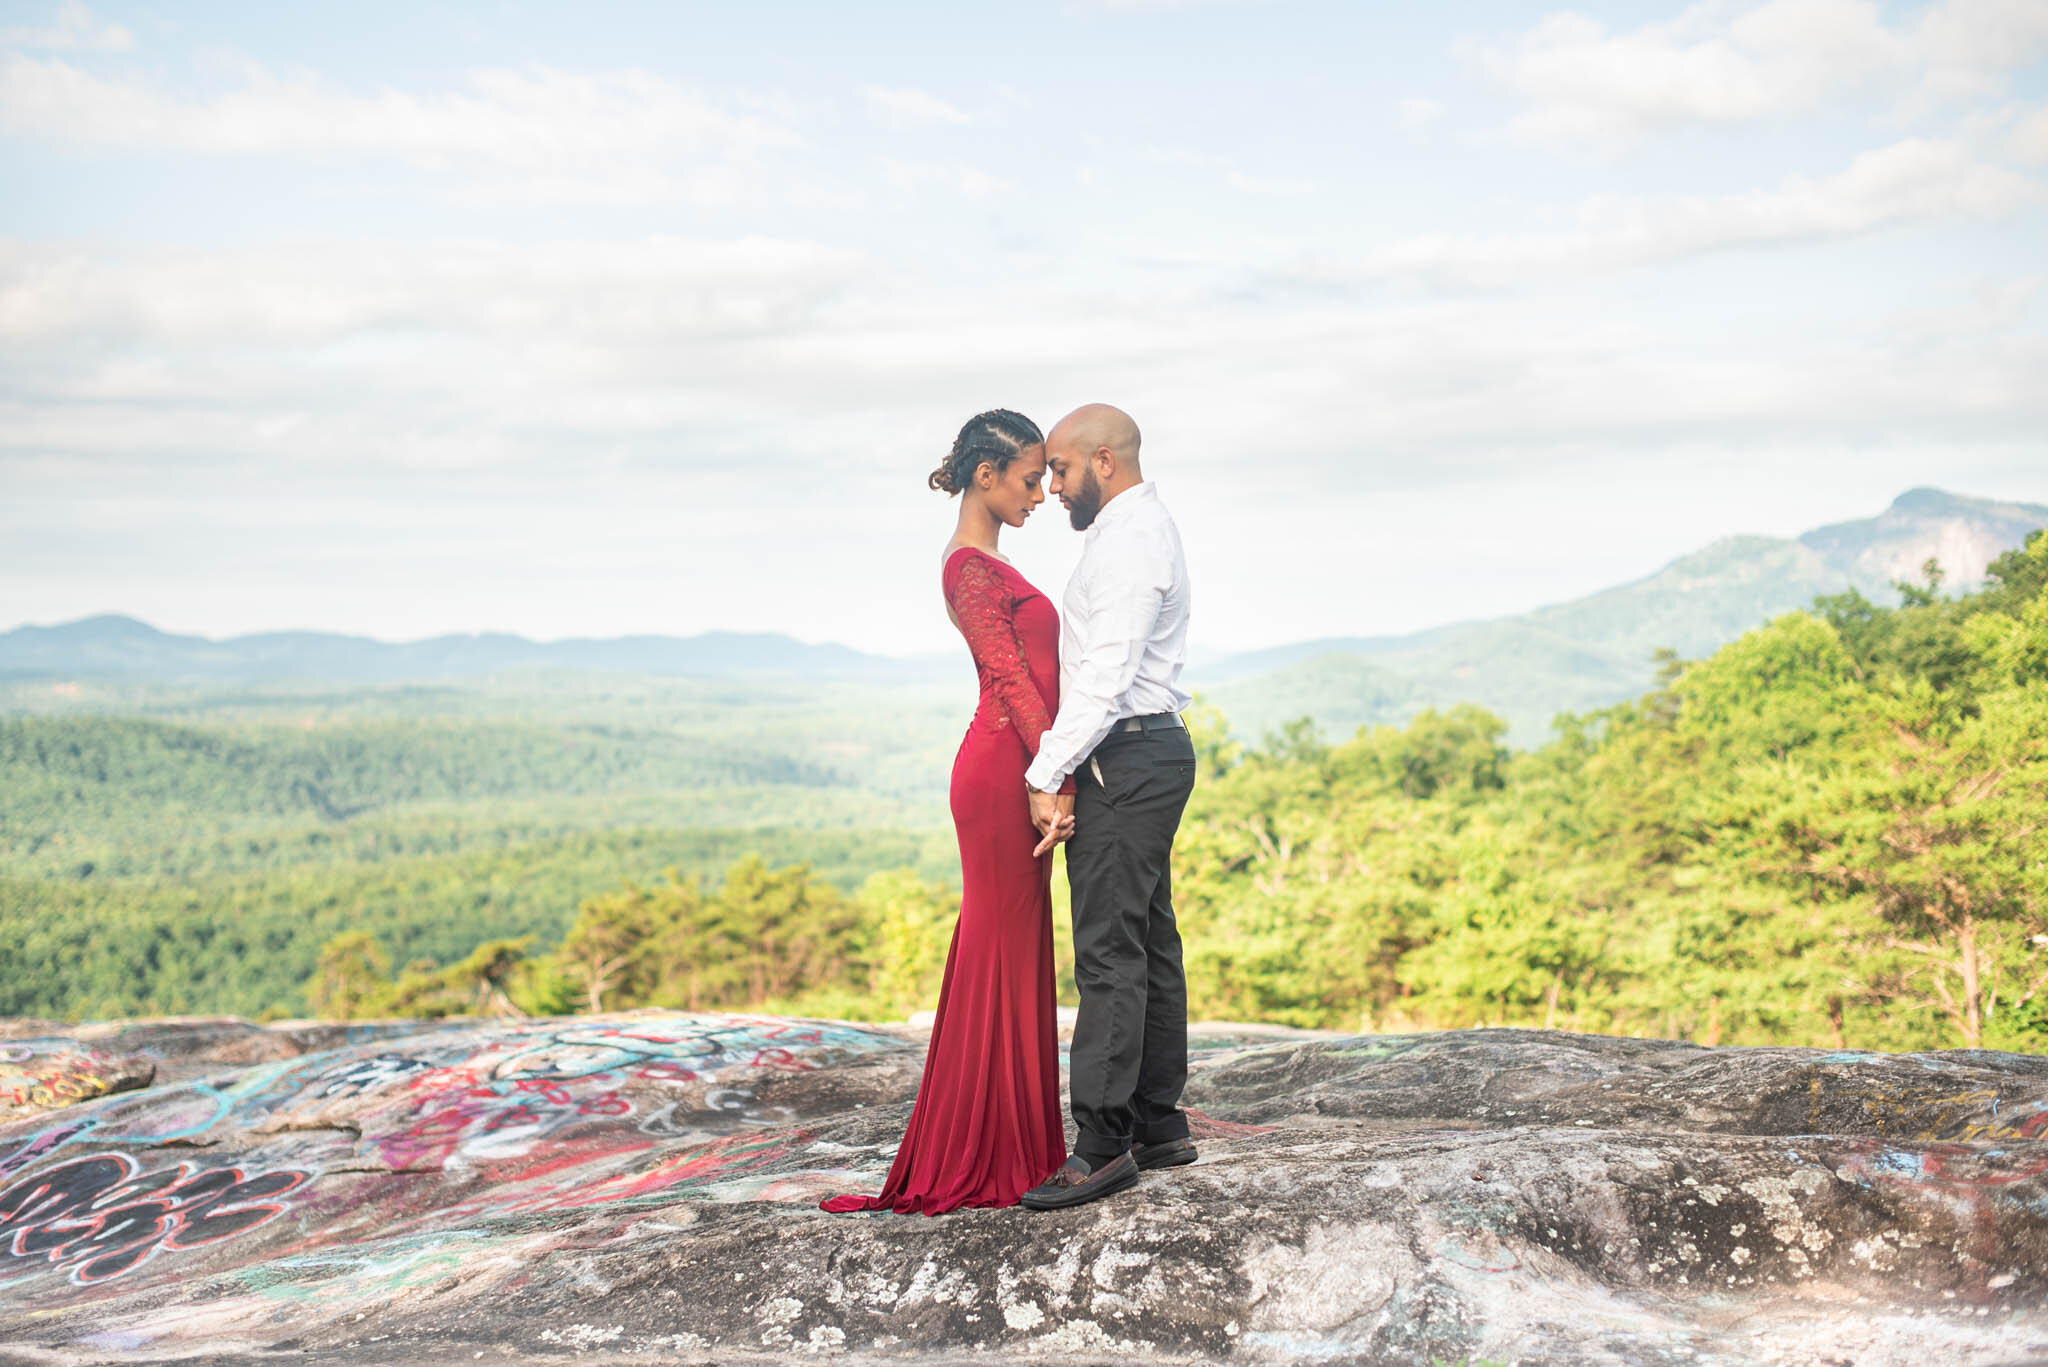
[[307, 531, 2048, 1051], [6, 531, 2045, 1050]]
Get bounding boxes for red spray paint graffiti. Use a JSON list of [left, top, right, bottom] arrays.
[[0, 1153, 311, 1286]]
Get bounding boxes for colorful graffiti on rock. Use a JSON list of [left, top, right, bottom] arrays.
[[0, 1041, 146, 1115], [0, 1153, 310, 1287], [335, 1018, 888, 1172], [0, 1015, 919, 1321], [0, 1016, 904, 1175]]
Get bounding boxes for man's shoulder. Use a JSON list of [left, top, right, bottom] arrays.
[[1126, 490, 1182, 550], [1132, 485, 1182, 536]]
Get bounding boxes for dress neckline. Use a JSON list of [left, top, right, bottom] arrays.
[[944, 544, 1013, 572]]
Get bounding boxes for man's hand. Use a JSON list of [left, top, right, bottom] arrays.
[[1029, 788, 1076, 857]]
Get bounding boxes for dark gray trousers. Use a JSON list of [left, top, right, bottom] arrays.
[[1065, 723, 1198, 1162]]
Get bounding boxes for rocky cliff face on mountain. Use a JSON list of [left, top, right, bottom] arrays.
[[3, 1012, 2044, 1366], [1800, 487, 2048, 592]]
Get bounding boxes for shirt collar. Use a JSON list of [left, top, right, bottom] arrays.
[[1086, 480, 1156, 538]]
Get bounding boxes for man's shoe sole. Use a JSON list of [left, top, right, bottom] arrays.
[[1018, 1160, 1141, 1211], [1134, 1141, 1198, 1171]]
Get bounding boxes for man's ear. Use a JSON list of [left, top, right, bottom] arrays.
[[1093, 447, 1117, 481]]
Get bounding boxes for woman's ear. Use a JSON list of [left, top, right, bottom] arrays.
[[976, 460, 997, 490]]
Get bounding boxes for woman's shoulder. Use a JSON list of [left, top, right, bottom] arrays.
[[945, 545, 1043, 609], [942, 544, 1020, 587]]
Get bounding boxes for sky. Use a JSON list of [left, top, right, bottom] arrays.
[[2, 0, 2045, 656]]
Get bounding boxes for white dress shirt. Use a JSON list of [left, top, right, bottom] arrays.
[[1025, 481, 1193, 793]]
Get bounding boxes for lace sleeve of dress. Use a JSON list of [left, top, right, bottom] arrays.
[[946, 552, 1058, 753]]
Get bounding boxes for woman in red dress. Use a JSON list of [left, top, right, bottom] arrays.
[[821, 409, 1072, 1215]]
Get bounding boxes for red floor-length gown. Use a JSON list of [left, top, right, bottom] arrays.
[[820, 547, 1069, 1214]]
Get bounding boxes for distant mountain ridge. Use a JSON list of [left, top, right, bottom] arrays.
[[0, 615, 952, 686], [7, 487, 2043, 746]]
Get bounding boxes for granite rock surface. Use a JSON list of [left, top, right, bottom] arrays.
[[1, 1013, 2045, 1366]]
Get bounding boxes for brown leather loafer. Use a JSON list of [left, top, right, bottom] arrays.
[[1132, 1137, 1198, 1171], [1018, 1152, 1140, 1211]]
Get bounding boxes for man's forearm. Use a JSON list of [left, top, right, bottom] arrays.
[[1026, 694, 1118, 792]]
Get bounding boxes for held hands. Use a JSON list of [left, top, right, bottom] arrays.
[[1029, 788, 1077, 858]]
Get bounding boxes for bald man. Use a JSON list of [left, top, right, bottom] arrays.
[[1018, 404, 1196, 1212]]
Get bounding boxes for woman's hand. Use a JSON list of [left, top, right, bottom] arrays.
[[1029, 789, 1077, 857]]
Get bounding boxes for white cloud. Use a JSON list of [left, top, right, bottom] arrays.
[[3, 230, 2044, 650], [0, 55, 803, 205], [2011, 103, 2048, 163], [0, 237, 864, 348], [5, 228, 2041, 476], [0, 234, 884, 488], [1911, 0, 2048, 104], [1468, 0, 1897, 151], [1469, 0, 2048, 153], [858, 84, 973, 126], [1354, 137, 2043, 287], [0, 1, 132, 52]]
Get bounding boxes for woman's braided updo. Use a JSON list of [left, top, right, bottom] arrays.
[[928, 409, 1045, 495]]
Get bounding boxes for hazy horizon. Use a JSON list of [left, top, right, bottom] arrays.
[[10, 480, 2046, 662]]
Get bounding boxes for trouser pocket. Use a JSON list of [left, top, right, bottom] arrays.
[[1087, 730, 1195, 803]]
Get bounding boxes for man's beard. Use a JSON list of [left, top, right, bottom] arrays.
[[1067, 468, 1104, 530]]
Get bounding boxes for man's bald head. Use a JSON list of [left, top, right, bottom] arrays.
[[1047, 403, 1142, 476], [1044, 404, 1144, 530]]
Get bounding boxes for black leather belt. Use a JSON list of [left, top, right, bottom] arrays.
[[1113, 712, 1187, 734]]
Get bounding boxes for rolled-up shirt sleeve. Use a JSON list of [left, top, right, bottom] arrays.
[[1025, 535, 1168, 793]]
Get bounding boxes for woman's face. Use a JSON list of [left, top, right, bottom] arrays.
[[977, 446, 1048, 528]]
